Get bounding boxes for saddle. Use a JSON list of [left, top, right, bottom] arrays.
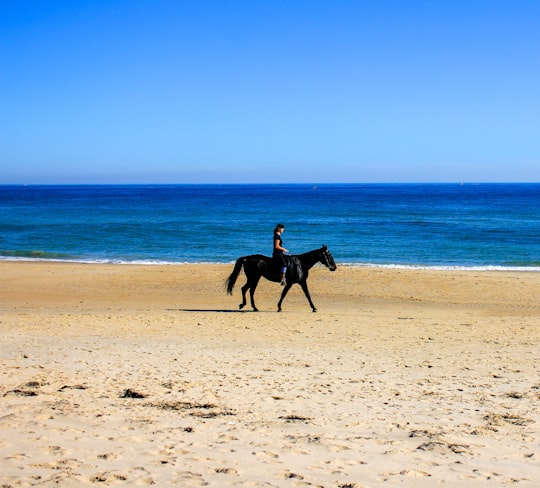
[[267, 255, 305, 282]]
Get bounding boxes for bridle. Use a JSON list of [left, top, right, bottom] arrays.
[[320, 247, 336, 270]]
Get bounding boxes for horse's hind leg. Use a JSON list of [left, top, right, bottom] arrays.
[[249, 278, 261, 311], [239, 282, 249, 310], [240, 280, 260, 312]]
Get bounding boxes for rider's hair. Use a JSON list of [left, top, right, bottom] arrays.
[[274, 223, 285, 233]]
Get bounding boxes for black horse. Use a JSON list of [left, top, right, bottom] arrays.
[[226, 245, 336, 312]]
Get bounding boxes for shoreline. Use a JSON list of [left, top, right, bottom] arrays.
[[1, 262, 539, 486], [1, 257, 539, 272]]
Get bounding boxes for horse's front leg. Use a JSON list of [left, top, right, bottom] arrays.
[[277, 283, 293, 312], [300, 281, 317, 312]]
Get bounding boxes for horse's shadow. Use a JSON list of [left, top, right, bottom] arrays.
[[168, 308, 267, 313]]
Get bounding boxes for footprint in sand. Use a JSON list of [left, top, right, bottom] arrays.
[[254, 450, 280, 459], [215, 467, 239, 475], [399, 469, 432, 477], [97, 452, 118, 461]]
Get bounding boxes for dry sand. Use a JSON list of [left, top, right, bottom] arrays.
[[0, 262, 539, 487]]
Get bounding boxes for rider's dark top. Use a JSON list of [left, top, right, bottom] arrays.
[[273, 232, 287, 266]]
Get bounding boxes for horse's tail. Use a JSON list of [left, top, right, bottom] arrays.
[[226, 257, 245, 295]]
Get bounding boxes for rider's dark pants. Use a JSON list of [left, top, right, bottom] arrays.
[[273, 251, 287, 273]]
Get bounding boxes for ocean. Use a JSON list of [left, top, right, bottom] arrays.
[[1, 183, 539, 270]]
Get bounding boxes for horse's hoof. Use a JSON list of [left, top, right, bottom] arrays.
[[277, 308, 282, 313], [312, 308, 317, 313], [239, 304, 245, 310], [253, 307, 259, 312]]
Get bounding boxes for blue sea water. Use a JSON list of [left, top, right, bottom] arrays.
[[0, 183, 539, 270]]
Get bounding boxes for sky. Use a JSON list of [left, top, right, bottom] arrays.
[[1, 0, 539, 184]]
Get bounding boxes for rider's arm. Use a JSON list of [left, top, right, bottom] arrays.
[[274, 238, 288, 253]]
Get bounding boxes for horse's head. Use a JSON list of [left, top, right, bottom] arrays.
[[320, 245, 337, 271]]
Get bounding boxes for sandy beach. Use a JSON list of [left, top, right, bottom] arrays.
[[1, 261, 538, 487]]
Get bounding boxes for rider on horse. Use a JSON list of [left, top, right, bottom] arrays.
[[226, 244, 337, 312], [273, 224, 288, 286]]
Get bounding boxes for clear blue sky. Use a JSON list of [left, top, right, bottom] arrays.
[[1, 0, 539, 184]]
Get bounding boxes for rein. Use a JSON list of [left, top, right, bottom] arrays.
[[300, 247, 334, 270]]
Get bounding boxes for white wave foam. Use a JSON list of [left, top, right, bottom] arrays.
[[2, 255, 539, 271], [340, 262, 540, 272]]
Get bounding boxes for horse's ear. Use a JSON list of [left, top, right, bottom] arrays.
[[322, 244, 327, 249]]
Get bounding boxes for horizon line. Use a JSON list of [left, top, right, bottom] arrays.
[[1, 181, 539, 186]]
